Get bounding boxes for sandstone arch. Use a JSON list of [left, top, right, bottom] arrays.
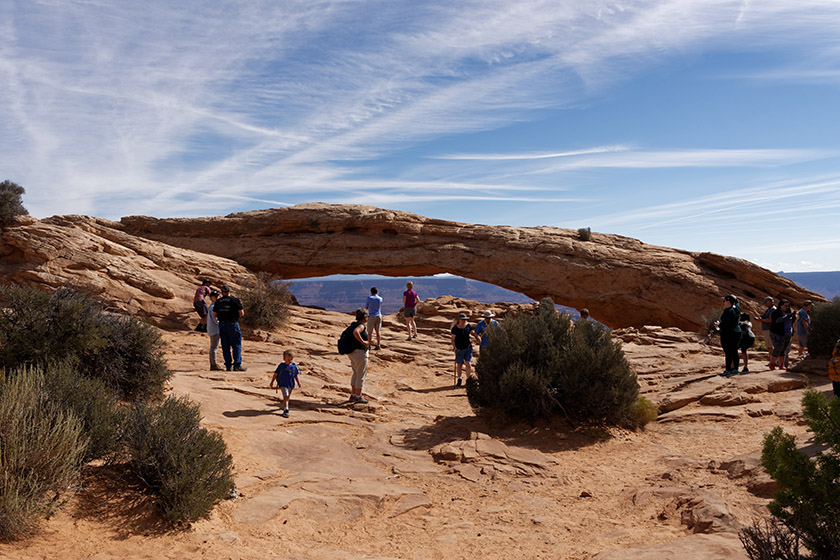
[[120, 203, 821, 330]]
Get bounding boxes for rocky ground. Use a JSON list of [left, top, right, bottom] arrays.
[[2, 297, 829, 560]]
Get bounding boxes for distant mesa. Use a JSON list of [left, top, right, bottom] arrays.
[[117, 203, 822, 330]]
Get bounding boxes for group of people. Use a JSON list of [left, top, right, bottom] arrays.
[[716, 294, 813, 377], [193, 280, 247, 372]]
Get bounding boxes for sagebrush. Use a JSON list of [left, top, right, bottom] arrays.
[[239, 273, 294, 330], [0, 368, 87, 540], [807, 297, 840, 356], [467, 298, 642, 427], [0, 285, 171, 400], [122, 396, 235, 523]]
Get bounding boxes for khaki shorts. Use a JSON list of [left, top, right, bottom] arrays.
[[369, 315, 382, 333]]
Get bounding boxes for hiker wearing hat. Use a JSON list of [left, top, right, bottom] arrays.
[[207, 290, 223, 371], [796, 301, 813, 358], [754, 296, 776, 362], [473, 310, 499, 349], [451, 312, 474, 387], [213, 285, 247, 372], [716, 295, 742, 377], [193, 279, 212, 332]]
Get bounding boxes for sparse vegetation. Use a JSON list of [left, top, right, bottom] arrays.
[[0, 285, 171, 400], [239, 272, 294, 330], [740, 390, 840, 559], [122, 396, 235, 523], [0, 180, 28, 229], [0, 368, 87, 540], [467, 298, 642, 427], [577, 227, 592, 241], [807, 297, 840, 356]]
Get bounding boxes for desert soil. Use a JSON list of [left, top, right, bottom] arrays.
[[2, 298, 827, 560]]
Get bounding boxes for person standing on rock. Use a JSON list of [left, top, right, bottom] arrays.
[[343, 308, 370, 403], [796, 300, 813, 358], [365, 287, 383, 350], [213, 285, 247, 372], [451, 312, 474, 387], [207, 290, 223, 371], [403, 281, 419, 340], [738, 312, 756, 373], [769, 299, 793, 371], [755, 296, 776, 364], [716, 295, 742, 377], [473, 310, 499, 349], [193, 279, 212, 332]]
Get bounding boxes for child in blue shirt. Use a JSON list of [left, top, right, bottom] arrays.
[[269, 349, 301, 418]]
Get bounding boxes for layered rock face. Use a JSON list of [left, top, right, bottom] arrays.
[[0, 215, 253, 328], [121, 203, 821, 330]]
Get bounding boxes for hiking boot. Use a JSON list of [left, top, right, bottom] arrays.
[[233, 366, 247, 372], [210, 364, 223, 371], [282, 409, 290, 418], [741, 367, 749, 374], [456, 377, 463, 387]]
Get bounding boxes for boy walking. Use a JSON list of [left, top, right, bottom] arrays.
[[269, 350, 301, 418]]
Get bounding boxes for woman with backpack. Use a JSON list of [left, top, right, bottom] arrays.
[[338, 308, 370, 404]]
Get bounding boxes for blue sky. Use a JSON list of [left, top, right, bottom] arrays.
[[2, 1, 840, 271]]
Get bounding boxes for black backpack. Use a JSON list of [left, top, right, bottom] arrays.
[[337, 323, 358, 355]]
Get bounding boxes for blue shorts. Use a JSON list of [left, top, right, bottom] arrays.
[[455, 346, 472, 364]]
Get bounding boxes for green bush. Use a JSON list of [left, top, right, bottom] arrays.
[[807, 297, 840, 356], [239, 272, 293, 330], [44, 360, 123, 463], [741, 390, 840, 559], [577, 227, 592, 241], [122, 396, 234, 523], [0, 285, 171, 400], [467, 298, 641, 427], [89, 314, 170, 401], [0, 368, 87, 540], [630, 396, 658, 427], [0, 180, 28, 229]]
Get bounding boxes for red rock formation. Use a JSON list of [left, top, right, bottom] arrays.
[[0, 215, 253, 328], [119, 203, 822, 330]]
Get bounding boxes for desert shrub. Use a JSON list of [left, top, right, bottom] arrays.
[[239, 273, 293, 330], [630, 396, 658, 427], [88, 314, 170, 401], [743, 390, 840, 559], [467, 298, 641, 427], [44, 360, 123, 463], [807, 297, 840, 356], [740, 517, 801, 560], [0, 180, 28, 229], [577, 227, 592, 241], [0, 285, 170, 400], [0, 368, 87, 540], [122, 395, 234, 523]]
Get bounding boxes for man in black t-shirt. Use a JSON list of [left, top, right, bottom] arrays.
[[450, 312, 473, 387], [212, 285, 247, 371]]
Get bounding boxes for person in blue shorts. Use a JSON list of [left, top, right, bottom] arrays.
[[451, 312, 473, 387], [269, 349, 301, 418]]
